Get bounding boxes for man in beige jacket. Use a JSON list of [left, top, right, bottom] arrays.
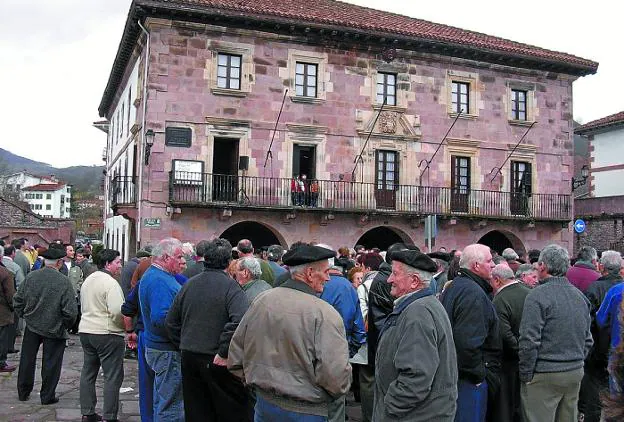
[[228, 244, 351, 420], [78, 249, 125, 422]]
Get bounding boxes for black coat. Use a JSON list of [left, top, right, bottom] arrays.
[[440, 269, 502, 385], [367, 262, 393, 367], [585, 273, 623, 370]]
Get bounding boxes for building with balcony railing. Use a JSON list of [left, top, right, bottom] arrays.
[[97, 0, 596, 257]]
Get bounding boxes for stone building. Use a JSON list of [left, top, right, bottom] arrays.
[[98, 0, 597, 259], [574, 111, 624, 254]]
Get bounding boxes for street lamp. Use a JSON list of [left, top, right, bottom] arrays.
[[144, 129, 155, 165], [571, 165, 589, 191]]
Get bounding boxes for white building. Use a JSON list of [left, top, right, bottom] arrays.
[[575, 111, 624, 197], [2, 171, 72, 219]]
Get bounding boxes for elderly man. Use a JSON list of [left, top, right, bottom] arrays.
[[515, 263, 539, 288], [440, 244, 501, 422], [228, 244, 351, 420], [167, 238, 251, 421], [502, 248, 521, 273], [567, 246, 601, 292], [0, 255, 16, 373], [2, 245, 24, 353], [182, 240, 209, 279], [374, 249, 457, 421], [590, 252, 624, 420], [519, 244, 593, 422], [489, 264, 530, 422], [237, 239, 275, 286], [79, 249, 125, 422], [139, 238, 186, 421], [236, 257, 272, 302], [14, 248, 77, 404]]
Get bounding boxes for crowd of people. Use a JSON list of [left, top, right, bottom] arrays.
[[3, 235, 624, 421]]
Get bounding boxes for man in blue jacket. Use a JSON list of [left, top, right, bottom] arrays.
[[139, 238, 185, 421], [319, 245, 365, 422]]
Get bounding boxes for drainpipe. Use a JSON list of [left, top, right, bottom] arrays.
[[137, 19, 150, 249]]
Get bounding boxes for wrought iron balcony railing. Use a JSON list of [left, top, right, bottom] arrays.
[[110, 176, 136, 207], [168, 172, 571, 221]]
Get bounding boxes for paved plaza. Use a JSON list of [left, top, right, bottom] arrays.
[[0, 334, 363, 421]]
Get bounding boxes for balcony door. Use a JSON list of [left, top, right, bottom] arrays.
[[212, 138, 239, 202], [375, 150, 398, 210], [451, 155, 470, 213], [510, 161, 532, 215]]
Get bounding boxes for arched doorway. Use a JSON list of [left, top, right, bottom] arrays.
[[477, 230, 525, 255], [220, 221, 285, 249], [355, 226, 410, 251]]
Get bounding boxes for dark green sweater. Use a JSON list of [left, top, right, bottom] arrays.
[[492, 282, 530, 361]]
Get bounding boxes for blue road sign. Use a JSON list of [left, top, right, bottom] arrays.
[[574, 219, 586, 234]]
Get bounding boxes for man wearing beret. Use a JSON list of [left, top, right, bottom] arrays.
[[228, 244, 352, 421], [14, 247, 78, 405], [373, 249, 458, 421]]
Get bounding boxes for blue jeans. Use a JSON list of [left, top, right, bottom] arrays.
[[137, 332, 154, 422], [254, 395, 327, 422], [455, 379, 488, 422], [145, 347, 184, 422]]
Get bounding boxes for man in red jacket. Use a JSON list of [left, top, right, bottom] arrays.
[[566, 246, 600, 292]]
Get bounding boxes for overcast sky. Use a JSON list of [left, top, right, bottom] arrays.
[[0, 0, 620, 168]]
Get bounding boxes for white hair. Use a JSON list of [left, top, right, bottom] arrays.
[[601, 250, 622, 273], [459, 244, 489, 269], [502, 248, 519, 261], [492, 264, 515, 281], [239, 257, 262, 279], [152, 238, 183, 258], [181, 242, 195, 256], [401, 262, 432, 288]]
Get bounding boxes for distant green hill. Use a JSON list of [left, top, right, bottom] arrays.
[[0, 148, 104, 195]]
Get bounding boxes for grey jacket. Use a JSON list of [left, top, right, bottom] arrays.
[[519, 276, 593, 382], [2, 257, 24, 288], [374, 292, 458, 421], [228, 279, 351, 416], [241, 278, 272, 302], [13, 267, 77, 339], [14, 250, 31, 277]]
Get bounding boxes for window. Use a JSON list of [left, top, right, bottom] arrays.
[[451, 155, 471, 213], [46, 204, 51, 210], [120, 104, 125, 138], [295, 62, 318, 98], [217, 53, 242, 90], [376, 73, 396, 106], [46, 194, 52, 200], [35, 193, 43, 199], [451, 81, 470, 114], [511, 89, 527, 121], [34, 204, 42, 210], [127, 87, 132, 132], [29, 204, 34, 210], [510, 161, 532, 215], [66, 207, 70, 213]]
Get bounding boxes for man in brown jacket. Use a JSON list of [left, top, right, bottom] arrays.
[[0, 260, 16, 372], [228, 244, 351, 420]]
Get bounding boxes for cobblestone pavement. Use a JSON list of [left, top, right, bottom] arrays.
[[0, 334, 363, 421]]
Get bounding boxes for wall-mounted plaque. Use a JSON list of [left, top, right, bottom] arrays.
[[165, 127, 192, 147]]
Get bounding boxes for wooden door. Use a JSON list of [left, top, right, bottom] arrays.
[[451, 156, 470, 213], [375, 150, 398, 210], [510, 161, 532, 215]]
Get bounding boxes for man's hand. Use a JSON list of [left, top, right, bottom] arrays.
[[126, 332, 137, 350], [213, 354, 227, 366]]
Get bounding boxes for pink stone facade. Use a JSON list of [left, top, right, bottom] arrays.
[[105, 18, 578, 254]]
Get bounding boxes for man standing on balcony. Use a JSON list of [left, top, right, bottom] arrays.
[[440, 244, 501, 422]]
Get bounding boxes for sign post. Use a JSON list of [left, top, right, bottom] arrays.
[[573, 219, 585, 234]]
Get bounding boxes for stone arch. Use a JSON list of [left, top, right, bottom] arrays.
[[477, 229, 526, 255], [355, 225, 413, 250], [219, 221, 287, 249]]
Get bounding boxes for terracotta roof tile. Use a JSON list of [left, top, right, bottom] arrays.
[[163, 0, 597, 69], [575, 111, 624, 134], [22, 183, 66, 192]]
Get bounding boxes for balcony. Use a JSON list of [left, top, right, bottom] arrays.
[[110, 176, 136, 219], [169, 172, 571, 221], [575, 195, 624, 218]]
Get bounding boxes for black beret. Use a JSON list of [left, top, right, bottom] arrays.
[[428, 251, 451, 262], [392, 249, 437, 273], [40, 248, 66, 260], [282, 245, 335, 267]]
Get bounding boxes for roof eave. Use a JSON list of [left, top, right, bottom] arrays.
[[575, 121, 624, 136], [98, 1, 598, 116]]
